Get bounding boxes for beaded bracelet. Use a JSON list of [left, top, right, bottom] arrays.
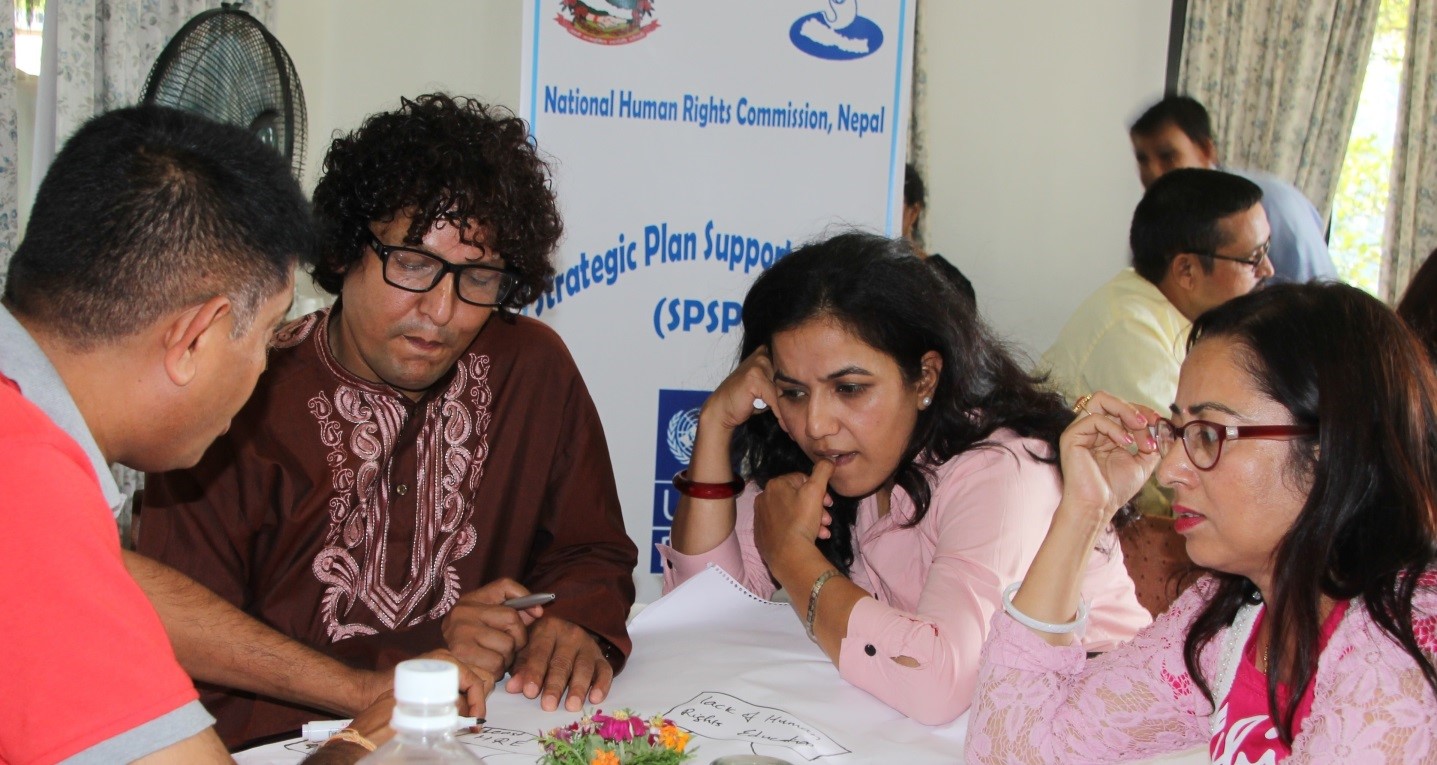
[[806, 569, 842, 640], [672, 469, 746, 500], [324, 728, 376, 752], [1001, 581, 1089, 634]]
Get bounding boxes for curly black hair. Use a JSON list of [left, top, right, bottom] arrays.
[[310, 94, 561, 310]]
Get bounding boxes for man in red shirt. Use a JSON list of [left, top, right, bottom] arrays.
[[0, 106, 406, 764]]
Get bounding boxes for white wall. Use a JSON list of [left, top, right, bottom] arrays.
[[918, 2, 1171, 359], [274, 1, 524, 195]]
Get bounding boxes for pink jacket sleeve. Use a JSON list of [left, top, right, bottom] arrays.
[[836, 441, 1147, 725], [966, 577, 1219, 764], [836, 444, 1066, 724], [656, 484, 776, 598]]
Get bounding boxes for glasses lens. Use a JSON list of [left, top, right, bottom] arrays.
[[384, 248, 443, 291], [1184, 422, 1222, 469], [1155, 419, 1176, 458], [457, 267, 516, 306]]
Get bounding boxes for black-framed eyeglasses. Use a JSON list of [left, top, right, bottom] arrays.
[[1201, 238, 1271, 269], [367, 232, 518, 307], [1155, 417, 1317, 471]]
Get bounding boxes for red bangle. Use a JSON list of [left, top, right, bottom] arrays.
[[672, 469, 745, 499]]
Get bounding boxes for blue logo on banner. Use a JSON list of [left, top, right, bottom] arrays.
[[790, 0, 883, 60], [654, 389, 710, 480], [651, 389, 712, 573]]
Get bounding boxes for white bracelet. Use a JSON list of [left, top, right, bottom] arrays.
[[1001, 581, 1089, 634]]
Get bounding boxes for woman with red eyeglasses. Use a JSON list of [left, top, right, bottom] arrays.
[[966, 282, 1437, 764]]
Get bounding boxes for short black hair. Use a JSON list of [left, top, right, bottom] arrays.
[[4, 105, 311, 348], [1130, 94, 1214, 148], [310, 94, 562, 311], [904, 162, 926, 208], [1129, 168, 1263, 284]]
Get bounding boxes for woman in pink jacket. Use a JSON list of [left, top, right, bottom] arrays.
[[657, 232, 1149, 725], [968, 282, 1437, 763]]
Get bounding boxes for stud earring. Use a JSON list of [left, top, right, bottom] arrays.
[[921, 396, 932, 409]]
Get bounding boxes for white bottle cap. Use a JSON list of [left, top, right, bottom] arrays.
[[391, 659, 460, 732]]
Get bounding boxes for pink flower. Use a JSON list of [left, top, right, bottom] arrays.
[[592, 710, 648, 742]]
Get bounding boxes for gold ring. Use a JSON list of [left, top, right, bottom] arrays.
[[1072, 394, 1094, 416]]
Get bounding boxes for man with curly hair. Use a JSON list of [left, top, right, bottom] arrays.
[[139, 94, 638, 746]]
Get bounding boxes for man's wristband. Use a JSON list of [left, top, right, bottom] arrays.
[[584, 628, 624, 670], [323, 728, 375, 752], [672, 469, 745, 499]]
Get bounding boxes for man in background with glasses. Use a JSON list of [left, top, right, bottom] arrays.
[[140, 94, 638, 748], [1129, 94, 1336, 285], [1043, 168, 1272, 515]]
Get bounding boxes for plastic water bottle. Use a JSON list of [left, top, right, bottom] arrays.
[[358, 659, 486, 763]]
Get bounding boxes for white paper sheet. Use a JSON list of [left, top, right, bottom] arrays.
[[236, 566, 1205, 764]]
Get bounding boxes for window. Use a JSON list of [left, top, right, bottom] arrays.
[[14, 0, 41, 76], [1329, 0, 1409, 295], [13, 0, 41, 229]]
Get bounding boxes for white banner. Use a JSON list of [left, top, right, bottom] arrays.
[[520, 0, 913, 602]]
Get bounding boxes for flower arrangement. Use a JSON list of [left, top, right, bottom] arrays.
[[538, 709, 695, 765]]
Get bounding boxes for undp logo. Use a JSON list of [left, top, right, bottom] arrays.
[[666, 406, 701, 466], [790, 0, 884, 61], [651, 388, 711, 574], [653, 389, 711, 480]]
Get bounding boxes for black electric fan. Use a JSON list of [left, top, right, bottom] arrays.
[[141, 3, 306, 177]]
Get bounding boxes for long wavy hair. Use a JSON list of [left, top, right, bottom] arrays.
[[732, 232, 1083, 574], [1179, 282, 1437, 743]]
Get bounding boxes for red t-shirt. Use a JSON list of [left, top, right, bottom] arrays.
[[0, 375, 200, 764]]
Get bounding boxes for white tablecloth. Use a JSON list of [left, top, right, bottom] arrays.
[[237, 567, 1206, 764]]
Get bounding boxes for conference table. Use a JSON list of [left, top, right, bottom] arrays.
[[236, 567, 1206, 764]]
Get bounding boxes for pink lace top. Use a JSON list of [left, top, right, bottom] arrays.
[[966, 574, 1437, 764]]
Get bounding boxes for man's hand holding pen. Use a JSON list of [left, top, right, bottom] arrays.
[[440, 578, 546, 714]]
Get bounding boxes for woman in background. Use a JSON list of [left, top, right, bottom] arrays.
[[659, 232, 1148, 725]]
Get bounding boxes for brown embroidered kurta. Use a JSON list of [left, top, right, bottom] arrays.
[[138, 307, 637, 746]]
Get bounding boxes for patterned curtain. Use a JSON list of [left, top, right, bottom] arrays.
[[1178, 0, 1380, 222], [35, 0, 275, 182], [0, 20, 18, 284], [1382, 0, 1437, 300], [908, 0, 928, 245]]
